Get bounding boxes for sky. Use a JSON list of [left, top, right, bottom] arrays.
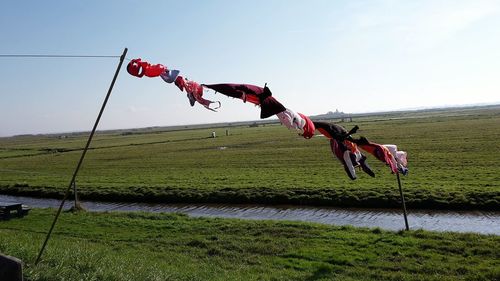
[[1, 0, 499, 137]]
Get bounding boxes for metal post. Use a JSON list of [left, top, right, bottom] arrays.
[[72, 181, 78, 209], [397, 173, 410, 231], [72, 181, 84, 211], [35, 47, 128, 264]]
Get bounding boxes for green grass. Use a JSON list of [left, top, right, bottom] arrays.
[[1, 107, 499, 209], [0, 209, 499, 280]]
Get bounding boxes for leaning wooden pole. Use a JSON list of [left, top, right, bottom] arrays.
[[35, 47, 128, 264], [396, 173, 410, 231]]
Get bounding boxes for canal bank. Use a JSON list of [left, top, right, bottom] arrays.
[[1, 194, 498, 235]]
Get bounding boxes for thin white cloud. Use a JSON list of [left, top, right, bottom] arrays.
[[349, 0, 500, 51], [127, 106, 150, 113], [402, 1, 499, 50]]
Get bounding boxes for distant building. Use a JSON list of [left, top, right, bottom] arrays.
[[326, 109, 345, 117]]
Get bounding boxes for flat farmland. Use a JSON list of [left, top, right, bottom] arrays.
[[1, 106, 499, 210]]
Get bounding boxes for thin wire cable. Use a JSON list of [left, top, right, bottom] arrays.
[[0, 54, 138, 62], [35, 47, 128, 265], [0, 54, 120, 58]]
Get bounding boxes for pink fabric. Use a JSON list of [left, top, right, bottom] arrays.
[[358, 142, 398, 173], [277, 108, 304, 130], [383, 144, 408, 171], [176, 77, 220, 111], [186, 80, 211, 108]]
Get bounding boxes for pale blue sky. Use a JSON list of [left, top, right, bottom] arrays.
[[1, 0, 499, 136]]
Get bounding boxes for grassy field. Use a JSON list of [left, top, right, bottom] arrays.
[[0, 209, 498, 281], [1, 106, 499, 209]]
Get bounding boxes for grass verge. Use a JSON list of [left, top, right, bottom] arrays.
[[0, 209, 499, 280]]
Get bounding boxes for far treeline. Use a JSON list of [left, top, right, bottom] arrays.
[[0, 106, 499, 210]]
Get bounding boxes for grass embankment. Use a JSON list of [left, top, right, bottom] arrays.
[[1, 209, 499, 280], [1, 107, 499, 210]]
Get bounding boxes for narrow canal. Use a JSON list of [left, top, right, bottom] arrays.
[[1, 195, 498, 235]]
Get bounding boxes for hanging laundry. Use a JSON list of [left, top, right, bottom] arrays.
[[127, 56, 409, 179], [297, 113, 315, 139], [383, 144, 409, 175], [182, 78, 221, 111], [202, 83, 286, 118], [354, 137, 399, 174], [127, 58, 220, 111], [314, 121, 375, 179], [160, 69, 180, 83], [330, 139, 368, 180], [276, 108, 304, 131], [127, 58, 165, 78]]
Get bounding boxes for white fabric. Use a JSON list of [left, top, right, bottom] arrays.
[[277, 108, 305, 131], [396, 151, 408, 166], [383, 144, 408, 170], [343, 151, 357, 179], [160, 69, 180, 83], [353, 150, 362, 163]]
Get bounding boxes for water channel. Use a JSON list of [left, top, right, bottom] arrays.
[[1, 194, 498, 235]]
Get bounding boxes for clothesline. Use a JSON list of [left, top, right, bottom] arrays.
[[0, 54, 121, 58], [126, 57, 409, 179]]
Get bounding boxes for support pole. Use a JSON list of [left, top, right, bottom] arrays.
[[35, 47, 128, 264], [73, 181, 78, 209], [72, 181, 83, 211], [397, 173, 410, 231]]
